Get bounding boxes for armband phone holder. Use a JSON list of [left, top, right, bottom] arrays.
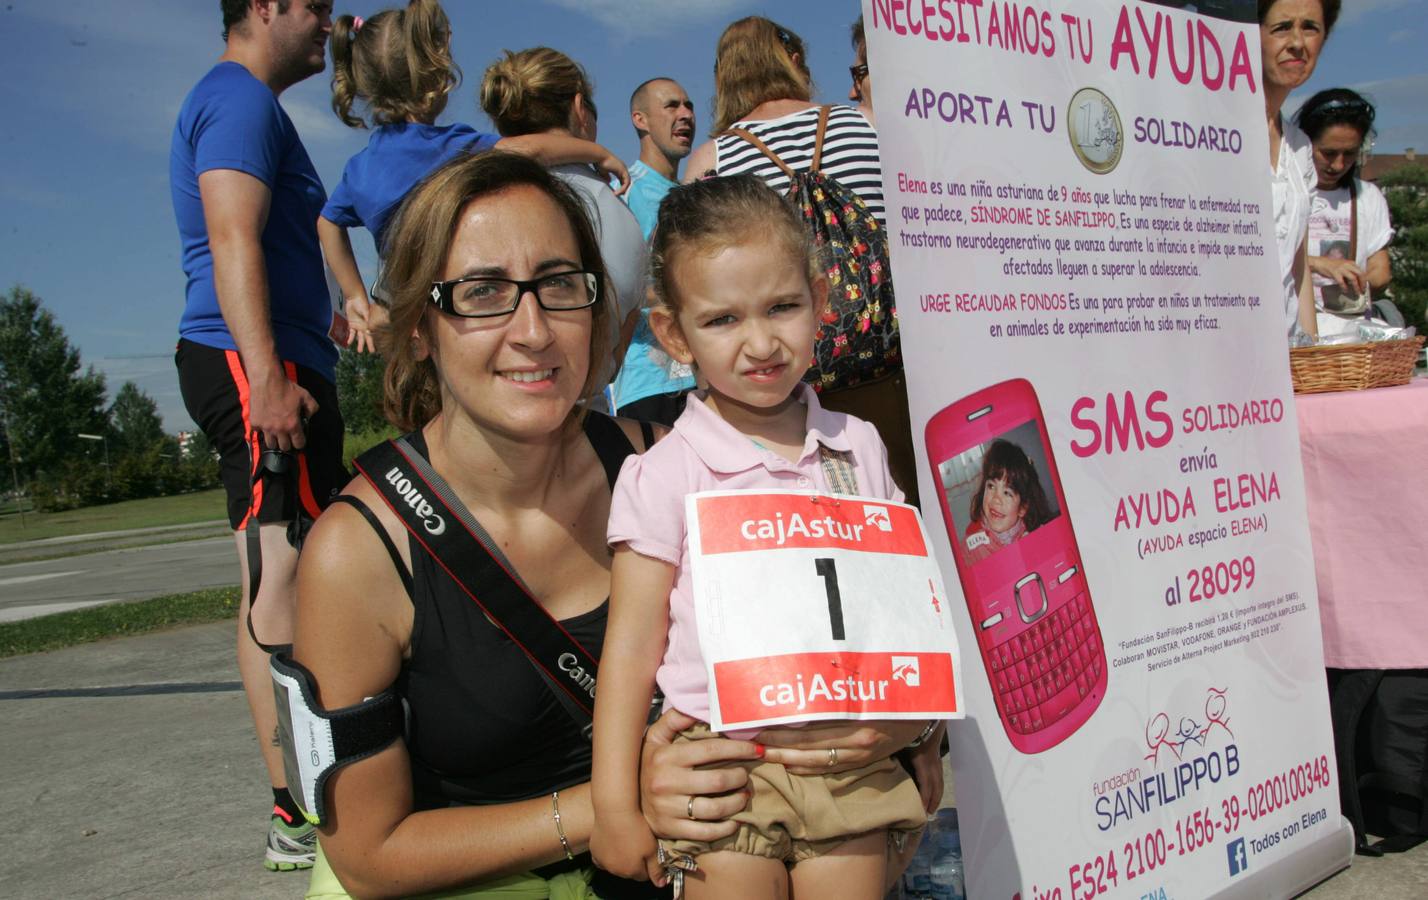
[[270, 652, 404, 825]]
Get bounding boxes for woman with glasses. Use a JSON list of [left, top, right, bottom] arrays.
[[1295, 89, 1394, 327], [480, 47, 648, 403], [294, 152, 925, 899]]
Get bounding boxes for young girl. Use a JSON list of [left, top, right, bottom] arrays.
[[963, 439, 1052, 563], [591, 176, 937, 899], [318, 0, 628, 351]]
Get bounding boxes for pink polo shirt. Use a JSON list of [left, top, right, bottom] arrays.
[[607, 384, 903, 725]]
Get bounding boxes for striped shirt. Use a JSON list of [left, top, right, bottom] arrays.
[[714, 104, 885, 224]]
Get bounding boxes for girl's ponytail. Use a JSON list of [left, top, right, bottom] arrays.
[[402, 0, 460, 123], [326, 0, 459, 129], [329, 14, 363, 128]]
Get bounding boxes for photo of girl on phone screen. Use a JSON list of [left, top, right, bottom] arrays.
[[964, 438, 1055, 563]]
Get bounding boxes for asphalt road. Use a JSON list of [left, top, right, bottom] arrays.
[[0, 535, 238, 622]]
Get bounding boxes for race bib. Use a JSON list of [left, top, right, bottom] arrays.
[[687, 490, 964, 731]]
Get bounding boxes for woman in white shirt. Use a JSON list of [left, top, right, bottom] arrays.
[[1295, 89, 1394, 319], [1258, 0, 1340, 339]]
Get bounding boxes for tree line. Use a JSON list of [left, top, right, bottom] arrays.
[[0, 285, 219, 512]]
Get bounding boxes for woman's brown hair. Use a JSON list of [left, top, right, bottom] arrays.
[[329, 0, 460, 129], [480, 47, 594, 137], [377, 152, 612, 431], [711, 17, 812, 134]]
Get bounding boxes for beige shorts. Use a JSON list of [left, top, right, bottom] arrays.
[[662, 724, 926, 863]]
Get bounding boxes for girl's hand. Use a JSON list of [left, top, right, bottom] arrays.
[[756, 719, 930, 776], [590, 810, 663, 884], [597, 152, 630, 196], [640, 709, 758, 843], [1309, 256, 1369, 295], [344, 294, 378, 354]]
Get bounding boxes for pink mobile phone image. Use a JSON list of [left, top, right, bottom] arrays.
[[925, 378, 1105, 754]]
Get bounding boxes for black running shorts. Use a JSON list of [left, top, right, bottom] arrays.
[[176, 339, 348, 530]]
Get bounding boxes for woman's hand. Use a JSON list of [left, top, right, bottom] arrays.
[[596, 152, 630, 196], [1309, 255, 1369, 295], [590, 810, 663, 885], [756, 719, 930, 776], [640, 709, 758, 843]]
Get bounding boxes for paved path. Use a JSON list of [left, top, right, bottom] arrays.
[[0, 535, 236, 622], [1, 620, 1425, 898]]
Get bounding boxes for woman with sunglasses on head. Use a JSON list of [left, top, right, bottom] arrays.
[[1295, 89, 1394, 329], [1258, 0, 1341, 340]]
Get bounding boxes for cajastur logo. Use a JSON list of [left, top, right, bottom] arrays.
[[864, 505, 893, 532], [891, 656, 920, 687]]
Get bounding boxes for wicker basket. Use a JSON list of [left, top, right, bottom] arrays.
[[1289, 336, 1425, 394]]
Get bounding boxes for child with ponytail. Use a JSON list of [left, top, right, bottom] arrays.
[[318, 0, 629, 351]]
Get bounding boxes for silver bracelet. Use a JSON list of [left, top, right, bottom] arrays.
[[905, 719, 939, 750], [551, 791, 574, 860]]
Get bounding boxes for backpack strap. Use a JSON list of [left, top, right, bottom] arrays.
[[728, 126, 798, 181], [811, 105, 831, 173]]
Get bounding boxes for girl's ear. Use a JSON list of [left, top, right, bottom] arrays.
[[412, 320, 432, 362], [649, 305, 695, 366]]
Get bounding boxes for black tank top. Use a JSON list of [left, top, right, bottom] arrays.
[[341, 413, 647, 809]]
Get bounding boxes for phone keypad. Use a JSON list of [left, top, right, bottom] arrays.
[[987, 592, 1103, 734]]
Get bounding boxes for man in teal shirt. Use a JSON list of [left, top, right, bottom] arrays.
[[623, 78, 695, 238], [614, 78, 698, 424]]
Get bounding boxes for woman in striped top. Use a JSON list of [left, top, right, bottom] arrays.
[[683, 17, 885, 225]]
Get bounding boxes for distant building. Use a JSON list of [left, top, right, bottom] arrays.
[[1363, 149, 1422, 183]]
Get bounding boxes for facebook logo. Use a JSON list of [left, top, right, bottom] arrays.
[[1227, 838, 1249, 876]]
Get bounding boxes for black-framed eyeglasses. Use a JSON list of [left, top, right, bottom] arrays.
[[849, 63, 869, 83], [428, 270, 602, 319]]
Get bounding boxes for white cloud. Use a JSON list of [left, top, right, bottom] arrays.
[[1387, 29, 1414, 43], [540, 0, 754, 39]]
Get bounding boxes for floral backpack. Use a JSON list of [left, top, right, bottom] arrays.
[[729, 106, 900, 392]]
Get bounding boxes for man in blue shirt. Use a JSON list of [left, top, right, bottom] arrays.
[[169, 0, 341, 872], [613, 78, 697, 425]]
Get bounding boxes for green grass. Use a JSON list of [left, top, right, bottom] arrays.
[[0, 488, 228, 544], [0, 586, 240, 658]]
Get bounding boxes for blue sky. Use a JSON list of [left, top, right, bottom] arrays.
[[1, 0, 1424, 431]]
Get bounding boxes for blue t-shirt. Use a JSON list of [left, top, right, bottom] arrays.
[[623, 159, 678, 240], [612, 159, 692, 410], [171, 62, 336, 381], [321, 122, 500, 255]]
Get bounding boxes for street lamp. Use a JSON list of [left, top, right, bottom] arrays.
[[76, 433, 111, 491]]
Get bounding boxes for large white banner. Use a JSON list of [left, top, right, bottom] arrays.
[[864, 1, 1353, 896]]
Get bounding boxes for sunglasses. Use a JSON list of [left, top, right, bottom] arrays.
[[849, 63, 869, 83]]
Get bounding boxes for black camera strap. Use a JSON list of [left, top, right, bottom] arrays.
[[352, 437, 601, 733]]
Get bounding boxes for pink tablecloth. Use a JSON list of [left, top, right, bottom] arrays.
[[1297, 377, 1428, 668]]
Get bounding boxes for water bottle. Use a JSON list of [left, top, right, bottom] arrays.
[[928, 809, 965, 900], [902, 824, 935, 899]]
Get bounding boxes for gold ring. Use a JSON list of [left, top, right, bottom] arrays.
[[828, 747, 839, 768], [687, 796, 697, 820]]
